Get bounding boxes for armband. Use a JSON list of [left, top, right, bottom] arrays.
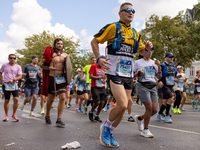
[[158, 72, 162, 74], [41, 64, 49, 70], [96, 57, 102, 64]]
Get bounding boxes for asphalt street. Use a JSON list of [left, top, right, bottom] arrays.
[[0, 97, 200, 150]]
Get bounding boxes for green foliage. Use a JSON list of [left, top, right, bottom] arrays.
[[140, 11, 196, 67], [15, 30, 94, 76]]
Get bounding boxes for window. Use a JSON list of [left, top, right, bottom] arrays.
[[190, 66, 195, 76]]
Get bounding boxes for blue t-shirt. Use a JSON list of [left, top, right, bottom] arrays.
[[75, 74, 87, 91], [69, 79, 74, 91]]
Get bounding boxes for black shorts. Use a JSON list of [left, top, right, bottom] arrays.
[[91, 87, 107, 103], [38, 88, 42, 95], [70, 90, 74, 95], [160, 85, 173, 99], [48, 76, 67, 94], [4, 90, 19, 100], [77, 90, 88, 95], [158, 87, 163, 99], [194, 88, 200, 95], [131, 84, 135, 96], [107, 74, 133, 90]]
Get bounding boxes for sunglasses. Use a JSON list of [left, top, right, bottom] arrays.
[[9, 57, 16, 60], [121, 8, 135, 14]]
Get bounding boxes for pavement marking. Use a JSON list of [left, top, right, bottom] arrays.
[[21, 113, 42, 121], [122, 120, 200, 135], [18, 109, 43, 117], [53, 108, 77, 113]]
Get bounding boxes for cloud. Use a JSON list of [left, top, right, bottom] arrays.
[[0, 23, 2, 27], [1, 0, 79, 65]]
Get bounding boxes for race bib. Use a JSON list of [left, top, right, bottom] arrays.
[[96, 79, 105, 87], [178, 81, 184, 88], [29, 71, 37, 78], [0, 86, 2, 90], [55, 76, 66, 84], [197, 86, 200, 92], [166, 76, 175, 85], [5, 83, 18, 91], [87, 83, 91, 90], [143, 66, 156, 79], [78, 85, 84, 92], [69, 85, 73, 89], [116, 59, 132, 77]]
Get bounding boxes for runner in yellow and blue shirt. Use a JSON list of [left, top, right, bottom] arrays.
[[91, 2, 154, 148]]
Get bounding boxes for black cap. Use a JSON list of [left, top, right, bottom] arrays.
[[165, 52, 174, 58], [32, 55, 38, 59]]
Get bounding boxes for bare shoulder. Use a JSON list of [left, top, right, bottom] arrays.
[[62, 53, 68, 58]]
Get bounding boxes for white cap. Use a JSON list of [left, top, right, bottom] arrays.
[[76, 68, 81, 72]]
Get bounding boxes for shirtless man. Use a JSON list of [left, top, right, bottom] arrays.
[[39, 38, 68, 127]]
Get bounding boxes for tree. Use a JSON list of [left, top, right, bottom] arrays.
[[15, 30, 94, 75], [185, 3, 200, 62], [140, 11, 195, 67]]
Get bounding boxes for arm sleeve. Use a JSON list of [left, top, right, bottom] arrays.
[[136, 31, 145, 52], [89, 65, 95, 75], [18, 65, 22, 75], [94, 23, 116, 44], [22, 65, 27, 73]]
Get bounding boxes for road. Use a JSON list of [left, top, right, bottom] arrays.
[[0, 97, 200, 150]]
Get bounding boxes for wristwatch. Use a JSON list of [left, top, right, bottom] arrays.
[[13, 79, 15, 82]]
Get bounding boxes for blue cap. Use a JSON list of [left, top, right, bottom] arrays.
[[165, 52, 174, 58]]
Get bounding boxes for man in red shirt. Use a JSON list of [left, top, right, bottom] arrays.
[[89, 56, 107, 122]]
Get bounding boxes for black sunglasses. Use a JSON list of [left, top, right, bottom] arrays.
[[121, 8, 135, 14], [9, 57, 16, 60]]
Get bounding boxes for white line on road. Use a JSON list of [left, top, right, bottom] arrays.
[[18, 109, 43, 117], [123, 120, 200, 135], [21, 113, 42, 121]]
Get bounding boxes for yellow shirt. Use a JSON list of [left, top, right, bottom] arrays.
[[94, 20, 145, 52]]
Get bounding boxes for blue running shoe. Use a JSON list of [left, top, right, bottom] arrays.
[[100, 124, 110, 146], [165, 115, 173, 123], [109, 133, 119, 148], [78, 108, 82, 112], [156, 114, 164, 121], [107, 105, 110, 110]]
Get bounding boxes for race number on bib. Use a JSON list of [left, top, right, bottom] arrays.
[[178, 81, 184, 88], [166, 76, 175, 85], [143, 66, 156, 79], [5, 83, 17, 91], [96, 79, 105, 87], [55, 76, 66, 84], [87, 83, 91, 90], [116, 59, 132, 77], [78, 85, 84, 92], [29, 71, 37, 78], [197, 86, 200, 92]]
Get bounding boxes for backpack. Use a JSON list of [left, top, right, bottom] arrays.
[[161, 63, 177, 77], [112, 21, 140, 53]]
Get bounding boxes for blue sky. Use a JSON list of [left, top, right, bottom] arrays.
[[0, 0, 198, 66]]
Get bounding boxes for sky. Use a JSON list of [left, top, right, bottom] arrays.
[[0, 0, 198, 66]]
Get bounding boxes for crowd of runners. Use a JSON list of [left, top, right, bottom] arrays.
[[0, 2, 200, 148]]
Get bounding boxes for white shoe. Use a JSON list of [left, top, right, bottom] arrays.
[[141, 129, 154, 138], [180, 107, 185, 111], [102, 108, 107, 112], [135, 115, 144, 131], [29, 111, 35, 117], [21, 103, 25, 110]]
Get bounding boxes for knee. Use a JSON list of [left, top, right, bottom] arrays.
[[152, 108, 158, 116], [146, 104, 153, 113], [118, 104, 127, 111]]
